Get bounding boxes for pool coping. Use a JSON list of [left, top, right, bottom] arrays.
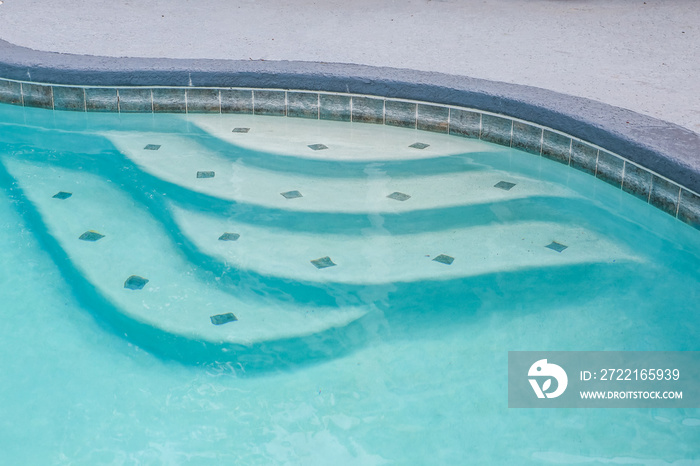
[[1, 38, 699, 229]]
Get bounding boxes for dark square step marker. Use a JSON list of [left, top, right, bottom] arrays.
[[281, 190, 303, 199], [232, 128, 250, 133], [494, 181, 516, 191], [210, 313, 238, 325], [218, 232, 240, 241], [311, 256, 336, 269], [79, 230, 105, 242], [409, 142, 430, 150], [308, 144, 328, 151], [546, 241, 568, 253], [387, 192, 411, 201], [52, 191, 72, 199], [124, 275, 149, 290], [433, 254, 455, 265], [144, 144, 161, 150], [197, 171, 215, 178]]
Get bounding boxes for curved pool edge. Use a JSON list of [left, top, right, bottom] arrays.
[[0, 38, 699, 229]]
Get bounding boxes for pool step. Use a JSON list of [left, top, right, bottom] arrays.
[[169, 202, 642, 285], [104, 125, 578, 215], [2, 157, 369, 347]]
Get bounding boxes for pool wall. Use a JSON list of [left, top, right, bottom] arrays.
[[1, 39, 698, 230]]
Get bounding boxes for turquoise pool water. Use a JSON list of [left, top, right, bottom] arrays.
[[0, 103, 699, 464]]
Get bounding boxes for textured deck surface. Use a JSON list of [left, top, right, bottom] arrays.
[[0, 0, 697, 134]]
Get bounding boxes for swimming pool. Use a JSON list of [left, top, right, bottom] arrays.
[[1, 101, 699, 464]]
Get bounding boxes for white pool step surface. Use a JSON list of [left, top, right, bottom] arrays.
[[3, 158, 369, 345], [184, 114, 501, 161], [170, 203, 641, 285], [104, 116, 580, 214], [1, 114, 645, 347]]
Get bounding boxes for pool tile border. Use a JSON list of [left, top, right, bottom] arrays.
[[0, 77, 697, 231]]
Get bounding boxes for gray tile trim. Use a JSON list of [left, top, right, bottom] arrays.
[[85, 87, 119, 112], [449, 108, 481, 139], [253, 90, 286, 116], [186, 88, 220, 113], [152, 88, 186, 113], [417, 104, 449, 133], [21, 82, 53, 109], [622, 162, 653, 202], [481, 114, 512, 146], [512, 121, 543, 155], [649, 175, 682, 217], [287, 91, 319, 119], [319, 94, 351, 121], [595, 150, 624, 189], [351, 96, 384, 124], [678, 189, 700, 230], [52, 86, 86, 111], [118, 88, 153, 113], [542, 130, 571, 165], [221, 89, 253, 114], [570, 140, 598, 176], [0, 79, 23, 106], [385, 100, 416, 128]]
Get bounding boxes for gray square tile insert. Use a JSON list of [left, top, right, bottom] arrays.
[[144, 144, 161, 150], [494, 181, 516, 191], [124, 275, 149, 290], [311, 256, 336, 269], [387, 192, 411, 201], [308, 144, 328, 151], [232, 127, 250, 133], [79, 230, 105, 242], [197, 171, 215, 178], [545, 241, 568, 252], [211, 313, 238, 325], [218, 232, 240, 241], [52, 191, 72, 199], [409, 142, 430, 150], [281, 190, 303, 199], [433, 254, 454, 265]]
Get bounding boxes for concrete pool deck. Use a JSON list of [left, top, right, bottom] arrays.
[[0, 0, 699, 199], [0, 0, 697, 133]]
